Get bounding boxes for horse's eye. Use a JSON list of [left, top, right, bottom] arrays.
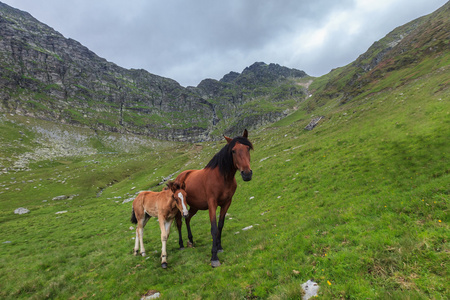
[[232, 150, 236, 154]]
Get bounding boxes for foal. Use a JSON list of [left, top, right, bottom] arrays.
[[130, 181, 189, 268]]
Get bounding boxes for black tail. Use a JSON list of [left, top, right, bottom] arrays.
[[130, 208, 137, 224]]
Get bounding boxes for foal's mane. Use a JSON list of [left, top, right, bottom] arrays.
[[205, 136, 253, 181], [166, 180, 184, 192]]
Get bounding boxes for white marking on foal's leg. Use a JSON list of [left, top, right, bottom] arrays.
[[134, 227, 140, 256], [159, 218, 172, 268], [165, 220, 172, 233]]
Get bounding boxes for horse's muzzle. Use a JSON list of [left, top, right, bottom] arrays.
[[183, 213, 189, 219], [241, 170, 253, 181]]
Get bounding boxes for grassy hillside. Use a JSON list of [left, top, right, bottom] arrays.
[[1, 3, 449, 298], [0, 44, 448, 299]]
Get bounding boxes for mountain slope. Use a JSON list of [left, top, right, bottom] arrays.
[[0, 2, 448, 299], [0, 2, 308, 142], [308, 1, 449, 108]]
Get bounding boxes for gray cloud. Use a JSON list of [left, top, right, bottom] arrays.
[[3, 0, 447, 86]]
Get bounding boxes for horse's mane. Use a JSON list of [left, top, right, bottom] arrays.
[[205, 136, 253, 181]]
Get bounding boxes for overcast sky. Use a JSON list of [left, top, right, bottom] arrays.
[[2, 0, 447, 87]]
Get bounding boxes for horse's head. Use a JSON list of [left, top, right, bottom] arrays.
[[168, 181, 189, 218], [225, 129, 253, 181]]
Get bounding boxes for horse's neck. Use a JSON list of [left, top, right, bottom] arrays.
[[207, 167, 237, 186]]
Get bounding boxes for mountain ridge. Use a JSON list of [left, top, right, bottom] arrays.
[[0, 1, 308, 142]]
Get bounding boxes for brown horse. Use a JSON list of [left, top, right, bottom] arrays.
[[130, 181, 189, 268], [175, 129, 253, 267]]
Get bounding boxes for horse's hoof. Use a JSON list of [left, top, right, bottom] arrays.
[[218, 249, 224, 253], [161, 262, 168, 269], [179, 247, 185, 250], [211, 260, 221, 268], [187, 241, 194, 248], [133, 250, 138, 256], [141, 252, 146, 257]]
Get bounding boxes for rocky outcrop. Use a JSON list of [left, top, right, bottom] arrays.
[[0, 2, 308, 142]]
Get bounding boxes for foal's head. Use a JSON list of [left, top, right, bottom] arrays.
[[224, 129, 253, 181], [167, 181, 189, 218]]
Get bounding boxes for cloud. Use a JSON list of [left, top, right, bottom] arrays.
[[2, 0, 447, 86]]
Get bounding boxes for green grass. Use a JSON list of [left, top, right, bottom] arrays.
[[0, 59, 449, 299]]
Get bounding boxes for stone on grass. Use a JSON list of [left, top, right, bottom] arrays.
[[14, 207, 30, 215], [141, 289, 160, 299], [301, 280, 319, 300]]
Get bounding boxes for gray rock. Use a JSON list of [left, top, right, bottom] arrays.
[[52, 195, 69, 201], [301, 280, 320, 300], [14, 207, 30, 214], [305, 116, 324, 130]]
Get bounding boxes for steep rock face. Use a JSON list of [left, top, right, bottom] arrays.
[[0, 2, 214, 142], [0, 2, 308, 141], [195, 62, 308, 135]]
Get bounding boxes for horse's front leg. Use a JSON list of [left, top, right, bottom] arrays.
[[217, 201, 232, 253], [159, 217, 172, 269], [208, 205, 221, 267], [185, 208, 198, 247], [175, 212, 184, 249]]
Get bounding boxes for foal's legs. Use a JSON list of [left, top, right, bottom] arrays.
[[158, 216, 173, 268], [134, 225, 140, 256], [135, 216, 150, 256]]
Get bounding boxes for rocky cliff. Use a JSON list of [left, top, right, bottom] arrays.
[[0, 2, 308, 142]]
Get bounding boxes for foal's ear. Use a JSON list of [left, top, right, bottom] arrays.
[[170, 182, 178, 193], [224, 135, 233, 143], [242, 129, 248, 138]]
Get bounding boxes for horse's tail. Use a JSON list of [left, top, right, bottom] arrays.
[[130, 208, 138, 224]]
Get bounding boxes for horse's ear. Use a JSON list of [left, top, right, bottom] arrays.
[[181, 182, 186, 190], [224, 135, 233, 143], [242, 129, 248, 138]]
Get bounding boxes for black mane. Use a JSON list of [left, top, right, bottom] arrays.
[[205, 136, 253, 181]]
